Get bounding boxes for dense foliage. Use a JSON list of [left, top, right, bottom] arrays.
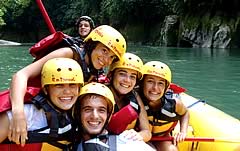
[[1, 0, 240, 41], [0, 0, 31, 26]]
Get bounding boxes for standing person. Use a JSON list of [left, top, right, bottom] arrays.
[[73, 82, 155, 151], [8, 25, 126, 146], [106, 53, 152, 142], [0, 58, 84, 150], [139, 61, 189, 151], [75, 16, 95, 41]]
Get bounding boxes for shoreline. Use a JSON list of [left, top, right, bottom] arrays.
[[0, 39, 21, 45]]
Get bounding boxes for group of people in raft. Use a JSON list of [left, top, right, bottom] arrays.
[[0, 16, 189, 151]]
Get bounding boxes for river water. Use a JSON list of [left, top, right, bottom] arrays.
[[0, 45, 240, 119]]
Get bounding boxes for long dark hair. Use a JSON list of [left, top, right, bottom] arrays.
[[84, 40, 101, 77]]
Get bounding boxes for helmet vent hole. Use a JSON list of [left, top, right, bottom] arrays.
[[116, 39, 119, 42], [122, 45, 125, 48], [128, 57, 132, 60], [68, 68, 72, 71], [57, 68, 61, 72], [152, 65, 156, 67]]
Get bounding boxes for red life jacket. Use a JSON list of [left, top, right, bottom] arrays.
[[107, 91, 140, 134], [0, 87, 40, 112], [0, 144, 42, 151], [169, 83, 186, 93], [29, 31, 69, 61]]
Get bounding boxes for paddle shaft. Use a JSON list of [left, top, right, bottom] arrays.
[[36, 0, 56, 33], [151, 136, 240, 143]]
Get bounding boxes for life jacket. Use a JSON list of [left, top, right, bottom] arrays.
[[169, 83, 186, 94], [0, 87, 41, 112], [107, 91, 141, 134], [143, 90, 181, 136], [0, 92, 75, 151], [75, 134, 117, 151]]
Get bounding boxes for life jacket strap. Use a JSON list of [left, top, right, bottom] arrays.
[[31, 93, 59, 137], [123, 91, 140, 114], [108, 135, 117, 151]]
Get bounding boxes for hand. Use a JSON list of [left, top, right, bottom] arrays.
[[173, 132, 186, 145], [121, 129, 143, 141], [8, 111, 28, 146]]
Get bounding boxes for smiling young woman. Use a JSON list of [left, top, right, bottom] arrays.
[[139, 61, 189, 151], [106, 52, 152, 142]]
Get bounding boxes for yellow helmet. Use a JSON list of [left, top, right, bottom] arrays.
[[79, 82, 115, 114], [142, 61, 172, 87], [41, 58, 84, 88], [109, 52, 143, 79], [84, 25, 126, 61]]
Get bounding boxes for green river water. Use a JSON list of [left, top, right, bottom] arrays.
[[0, 45, 240, 119]]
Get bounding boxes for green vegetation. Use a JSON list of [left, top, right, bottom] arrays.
[[1, 0, 240, 43]]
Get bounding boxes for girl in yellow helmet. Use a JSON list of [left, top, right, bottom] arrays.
[[0, 58, 84, 150], [139, 61, 189, 151], [106, 52, 152, 143], [8, 25, 126, 145]]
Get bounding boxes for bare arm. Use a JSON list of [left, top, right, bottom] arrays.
[[136, 92, 152, 142], [0, 112, 10, 143], [9, 47, 74, 145], [174, 98, 190, 144]]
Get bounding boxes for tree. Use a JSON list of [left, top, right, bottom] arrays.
[[1, 0, 31, 27]]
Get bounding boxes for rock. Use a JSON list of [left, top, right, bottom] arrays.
[[0, 40, 21, 45]]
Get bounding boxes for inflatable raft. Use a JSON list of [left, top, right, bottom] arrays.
[[176, 93, 240, 151]]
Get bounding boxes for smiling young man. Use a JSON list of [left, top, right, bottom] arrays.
[[73, 82, 155, 151], [73, 82, 115, 150]]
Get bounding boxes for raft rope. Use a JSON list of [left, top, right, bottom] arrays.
[[187, 99, 206, 108]]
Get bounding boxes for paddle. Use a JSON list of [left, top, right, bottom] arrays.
[[151, 136, 240, 143], [36, 0, 56, 33]]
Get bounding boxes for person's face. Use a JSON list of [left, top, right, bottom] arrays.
[[81, 95, 108, 135], [46, 83, 80, 110], [78, 20, 91, 38], [143, 75, 166, 107], [113, 68, 137, 95], [91, 43, 117, 69]]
